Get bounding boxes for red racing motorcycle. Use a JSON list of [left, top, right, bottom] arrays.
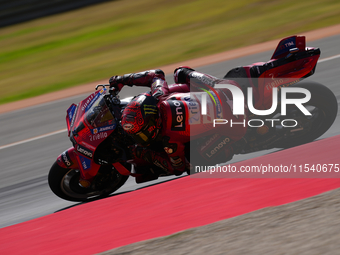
[[48, 88, 135, 201], [48, 35, 337, 202]]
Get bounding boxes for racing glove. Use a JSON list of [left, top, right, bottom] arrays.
[[109, 70, 168, 99], [109, 76, 125, 92]]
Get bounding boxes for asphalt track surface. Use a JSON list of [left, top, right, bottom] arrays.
[[1, 34, 340, 229]]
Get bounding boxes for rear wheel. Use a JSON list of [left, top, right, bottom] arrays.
[[48, 162, 129, 202], [275, 81, 338, 148]]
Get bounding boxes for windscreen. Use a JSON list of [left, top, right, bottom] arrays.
[[85, 94, 115, 128]]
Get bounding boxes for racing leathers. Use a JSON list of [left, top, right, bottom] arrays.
[[109, 67, 247, 174]]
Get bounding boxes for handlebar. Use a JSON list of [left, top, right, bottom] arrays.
[[95, 83, 120, 98], [95, 84, 110, 90]]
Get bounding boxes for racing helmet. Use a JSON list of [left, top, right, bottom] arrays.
[[121, 94, 160, 146]]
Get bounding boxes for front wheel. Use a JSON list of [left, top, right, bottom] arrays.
[[48, 162, 129, 202], [275, 81, 338, 148]]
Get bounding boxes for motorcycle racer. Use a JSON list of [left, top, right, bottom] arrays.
[[109, 67, 248, 175], [49, 35, 335, 202]]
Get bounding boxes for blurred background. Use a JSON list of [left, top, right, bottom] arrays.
[[1, 0, 340, 104]]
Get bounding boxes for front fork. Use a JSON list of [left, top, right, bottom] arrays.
[[56, 147, 132, 187], [56, 147, 79, 169]]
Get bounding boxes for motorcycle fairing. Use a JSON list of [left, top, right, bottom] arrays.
[[66, 88, 120, 180], [271, 35, 306, 59], [56, 146, 100, 181], [75, 154, 101, 180], [66, 104, 77, 136], [243, 41, 320, 110], [56, 147, 79, 169]]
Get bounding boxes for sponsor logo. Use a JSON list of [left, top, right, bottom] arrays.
[[169, 100, 186, 131], [86, 93, 101, 112], [91, 125, 115, 134], [67, 104, 77, 124], [276, 79, 301, 91], [284, 41, 294, 47], [191, 72, 215, 87], [123, 123, 134, 131], [79, 155, 91, 170], [99, 125, 115, 132], [200, 133, 219, 152], [183, 96, 201, 125], [205, 137, 230, 158], [265, 77, 301, 91], [89, 132, 108, 142], [274, 38, 296, 57], [76, 144, 93, 158], [164, 147, 173, 154], [81, 90, 105, 112], [99, 88, 106, 94], [81, 94, 95, 112], [61, 151, 72, 167], [265, 78, 285, 90], [70, 104, 79, 129], [144, 104, 158, 115]]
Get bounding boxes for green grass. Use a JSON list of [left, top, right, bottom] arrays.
[[1, 0, 340, 104]]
